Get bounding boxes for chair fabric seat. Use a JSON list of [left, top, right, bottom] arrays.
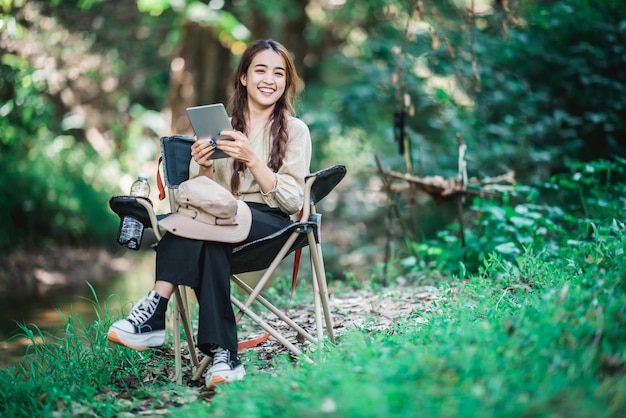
[[232, 215, 320, 274]]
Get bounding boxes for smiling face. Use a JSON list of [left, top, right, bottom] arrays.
[[240, 49, 287, 112]]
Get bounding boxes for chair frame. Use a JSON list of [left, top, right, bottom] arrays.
[[111, 135, 346, 384]]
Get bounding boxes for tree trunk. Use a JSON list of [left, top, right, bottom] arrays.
[[167, 22, 231, 136], [166, 1, 316, 135]]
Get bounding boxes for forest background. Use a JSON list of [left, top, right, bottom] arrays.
[[0, 0, 621, 297], [1, 0, 625, 290], [1, 0, 626, 417]]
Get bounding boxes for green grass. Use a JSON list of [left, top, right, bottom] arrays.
[[1, 159, 625, 417], [191, 236, 626, 418], [0, 284, 198, 417], [1, 234, 624, 417]]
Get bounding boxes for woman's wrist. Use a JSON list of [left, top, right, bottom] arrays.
[[198, 161, 214, 177]]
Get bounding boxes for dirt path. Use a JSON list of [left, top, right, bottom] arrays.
[[142, 283, 447, 393], [239, 284, 444, 362]]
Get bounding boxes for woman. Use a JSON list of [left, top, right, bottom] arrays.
[[107, 39, 312, 389]]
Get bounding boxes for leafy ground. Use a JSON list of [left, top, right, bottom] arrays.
[[1, 159, 625, 417], [1, 241, 625, 417], [120, 281, 448, 398], [0, 266, 449, 416]]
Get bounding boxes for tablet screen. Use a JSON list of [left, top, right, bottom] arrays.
[[185, 103, 233, 159]]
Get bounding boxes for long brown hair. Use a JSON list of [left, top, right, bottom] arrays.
[[227, 39, 299, 194]]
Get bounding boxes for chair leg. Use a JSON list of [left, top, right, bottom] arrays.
[[231, 275, 318, 344], [174, 287, 200, 366], [307, 232, 336, 344], [310, 251, 324, 342], [173, 286, 200, 384], [235, 232, 300, 322], [231, 295, 314, 364], [192, 356, 212, 381], [173, 297, 182, 385]]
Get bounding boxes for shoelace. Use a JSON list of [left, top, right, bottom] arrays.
[[212, 349, 230, 365], [127, 296, 158, 326]]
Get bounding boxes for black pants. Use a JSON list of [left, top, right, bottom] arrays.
[[155, 202, 292, 354]]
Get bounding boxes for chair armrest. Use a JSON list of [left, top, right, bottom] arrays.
[[109, 196, 157, 229]]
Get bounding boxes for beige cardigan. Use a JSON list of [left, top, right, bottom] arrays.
[[190, 116, 312, 215]]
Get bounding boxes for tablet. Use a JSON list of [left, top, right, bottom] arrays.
[[185, 103, 233, 159]]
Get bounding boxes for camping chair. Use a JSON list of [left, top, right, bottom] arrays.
[[109, 134, 346, 384]]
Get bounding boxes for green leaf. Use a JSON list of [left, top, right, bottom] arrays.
[[494, 242, 521, 256]]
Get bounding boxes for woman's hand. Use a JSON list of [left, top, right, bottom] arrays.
[[191, 136, 216, 167], [215, 129, 259, 166]]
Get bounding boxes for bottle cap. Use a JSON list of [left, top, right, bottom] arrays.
[[138, 173, 148, 180]]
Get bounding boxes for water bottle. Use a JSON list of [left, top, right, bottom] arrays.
[[117, 174, 150, 250], [130, 174, 151, 198]]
